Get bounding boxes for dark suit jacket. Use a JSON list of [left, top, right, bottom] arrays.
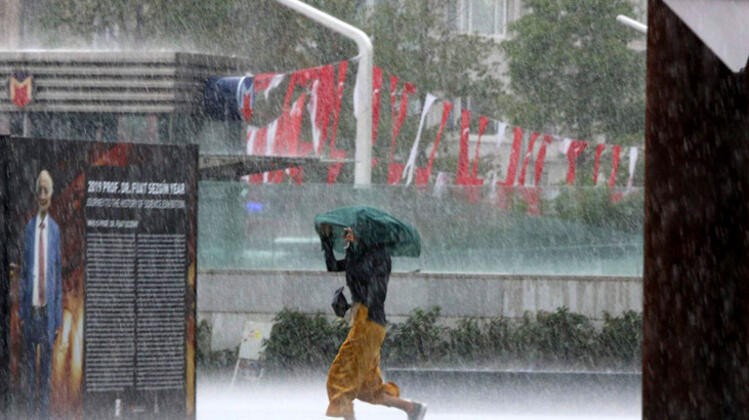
[[20, 215, 63, 349]]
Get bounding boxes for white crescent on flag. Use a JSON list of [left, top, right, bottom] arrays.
[[236, 75, 254, 122]]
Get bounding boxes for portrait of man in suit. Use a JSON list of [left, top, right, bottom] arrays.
[[19, 169, 63, 419]]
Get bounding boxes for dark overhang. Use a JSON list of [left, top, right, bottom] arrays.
[[198, 154, 351, 181], [663, 0, 749, 73]]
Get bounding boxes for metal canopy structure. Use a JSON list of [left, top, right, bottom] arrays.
[[198, 154, 347, 181]]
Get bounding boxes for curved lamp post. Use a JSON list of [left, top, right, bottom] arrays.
[[274, 0, 373, 186]]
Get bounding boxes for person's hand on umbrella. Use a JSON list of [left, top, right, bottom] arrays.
[[314, 206, 421, 257], [320, 223, 336, 250], [343, 227, 355, 244]]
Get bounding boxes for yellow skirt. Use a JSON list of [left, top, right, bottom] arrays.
[[326, 304, 399, 417]]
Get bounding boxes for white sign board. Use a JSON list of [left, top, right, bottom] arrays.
[[238, 320, 273, 360]]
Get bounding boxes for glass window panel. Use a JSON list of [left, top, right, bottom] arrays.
[[471, 0, 496, 34], [461, 1, 470, 33], [198, 181, 644, 276], [497, 0, 507, 34]]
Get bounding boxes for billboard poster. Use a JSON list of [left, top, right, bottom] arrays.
[[0, 136, 198, 419]]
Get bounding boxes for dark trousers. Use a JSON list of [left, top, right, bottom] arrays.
[[25, 306, 51, 420]]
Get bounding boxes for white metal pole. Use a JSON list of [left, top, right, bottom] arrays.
[[274, 0, 373, 186], [616, 15, 647, 34]]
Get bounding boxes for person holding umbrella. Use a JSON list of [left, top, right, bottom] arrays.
[[316, 206, 426, 420]]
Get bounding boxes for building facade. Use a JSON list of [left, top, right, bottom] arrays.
[[0, 51, 251, 154]]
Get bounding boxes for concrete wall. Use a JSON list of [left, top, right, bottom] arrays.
[[198, 270, 642, 351]]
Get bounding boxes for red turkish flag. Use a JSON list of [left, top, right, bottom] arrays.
[[372, 66, 383, 145], [565, 140, 589, 185], [10, 73, 32, 108], [498, 127, 524, 186], [470, 116, 490, 179], [386, 79, 416, 184], [417, 101, 453, 187], [517, 132, 540, 186], [325, 62, 349, 184], [608, 145, 622, 188]]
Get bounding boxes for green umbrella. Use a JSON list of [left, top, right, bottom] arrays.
[[314, 206, 421, 257]]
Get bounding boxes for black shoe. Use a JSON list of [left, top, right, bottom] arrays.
[[408, 401, 427, 420]]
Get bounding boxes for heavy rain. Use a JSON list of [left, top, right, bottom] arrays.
[[1, 0, 748, 419]]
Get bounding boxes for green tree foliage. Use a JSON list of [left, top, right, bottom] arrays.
[[34, 0, 503, 177], [35, 0, 501, 101], [501, 0, 645, 143], [366, 1, 502, 102], [36, 0, 241, 51], [232, 0, 361, 72]]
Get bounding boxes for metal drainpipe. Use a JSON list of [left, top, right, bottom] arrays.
[[274, 0, 373, 186]]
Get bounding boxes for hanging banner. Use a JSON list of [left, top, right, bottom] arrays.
[[456, 110, 472, 183], [205, 60, 640, 188], [308, 78, 321, 154], [254, 73, 285, 100], [533, 135, 554, 186], [593, 144, 606, 185], [500, 127, 525, 187], [330, 61, 349, 152], [517, 132, 541, 186], [627, 146, 639, 189], [403, 93, 438, 185], [470, 116, 490, 179], [494, 121, 508, 155], [425, 101, 454, 178], [312, 64, 336, 155], [237, 76, 254, 122], [609, 145, 622, 187], [10, 72, 33, 108], [371, 66, 384, 145], [564, 140, 589, 185], [390, 80, 416, 156], [326, 61, 349, 184], [386, 80, 416, 185]]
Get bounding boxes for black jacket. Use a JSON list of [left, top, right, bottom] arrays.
[[322, 238, 391, 326]]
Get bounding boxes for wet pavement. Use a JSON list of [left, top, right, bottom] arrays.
[[197, 369, 641, 419]]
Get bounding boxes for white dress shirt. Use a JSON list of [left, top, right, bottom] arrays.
[[32, 213, 49, 307]]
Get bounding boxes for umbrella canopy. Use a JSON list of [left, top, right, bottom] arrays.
[[314, 206, 421, 257]]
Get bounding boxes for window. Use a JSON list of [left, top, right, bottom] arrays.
[[455, 0, 509, 37]]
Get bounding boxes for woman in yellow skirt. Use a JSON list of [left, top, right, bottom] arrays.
[[322, 226, 427, 420]]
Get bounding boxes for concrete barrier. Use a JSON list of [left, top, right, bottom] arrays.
[[198, 270, 642, 351]]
